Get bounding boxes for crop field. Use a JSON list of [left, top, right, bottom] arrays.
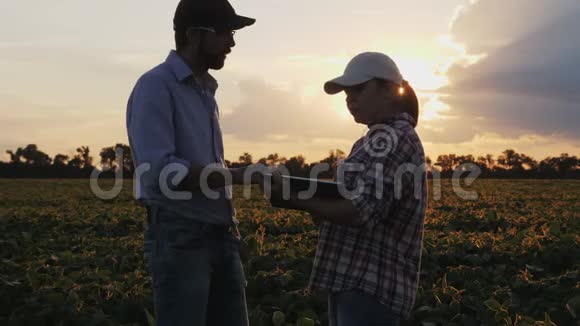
[[0, 179, 579, 326]]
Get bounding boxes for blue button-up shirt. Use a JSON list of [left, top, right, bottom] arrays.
[[126, 50, 235, 225]]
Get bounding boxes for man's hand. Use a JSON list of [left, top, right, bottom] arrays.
[[256, 168, 295, 209], [232, 164, 267, 186], [268, 170, 287, 207], [179, 164, 268, 192], [178, 165, 204, 191]]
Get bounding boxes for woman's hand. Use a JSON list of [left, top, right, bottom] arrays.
[[256, 168, 295, 209], [268, 169, 293, 208], [256, 169, 358, 225]]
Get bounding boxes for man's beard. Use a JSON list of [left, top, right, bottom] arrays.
[[201, 51, 226, 70]]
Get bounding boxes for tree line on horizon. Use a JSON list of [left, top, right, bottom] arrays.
[[1, 144, 579, 179]]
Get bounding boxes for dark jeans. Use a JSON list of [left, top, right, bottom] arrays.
[[328, 291, 401, 326], [144, 206, 249, 326]]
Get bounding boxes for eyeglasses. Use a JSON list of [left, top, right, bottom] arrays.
[[188, 27, 236, 37]]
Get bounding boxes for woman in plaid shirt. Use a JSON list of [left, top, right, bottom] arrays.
[[268, 52, 427, 325]]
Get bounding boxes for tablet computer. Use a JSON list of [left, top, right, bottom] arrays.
[[264, 174, 343, 199]]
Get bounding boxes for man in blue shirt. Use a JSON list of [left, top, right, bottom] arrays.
[[126, 1, 256, 325]]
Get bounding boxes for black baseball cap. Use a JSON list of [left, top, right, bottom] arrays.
[[173, 0, 256, 32]]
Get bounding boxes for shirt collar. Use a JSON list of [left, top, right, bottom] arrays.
[[369, 112, 416, 128], [165, 50, 218, 91]]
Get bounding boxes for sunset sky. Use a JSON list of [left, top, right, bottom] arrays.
[[1, 0, 579, 164]]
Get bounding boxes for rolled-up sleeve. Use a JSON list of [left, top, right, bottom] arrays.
[[127, 73, 190, 194]]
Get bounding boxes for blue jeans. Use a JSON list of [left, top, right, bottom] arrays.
[[144, 206, 249, 326], [328, 291, 401, 326]]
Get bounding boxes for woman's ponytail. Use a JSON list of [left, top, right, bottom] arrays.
[[400, 80, 419, 128]]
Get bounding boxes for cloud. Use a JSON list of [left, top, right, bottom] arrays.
[[221, 79, 361, 141], [218, 79, 367, 161], [449, 0, 580, 54], [440, 0, 580, 141]]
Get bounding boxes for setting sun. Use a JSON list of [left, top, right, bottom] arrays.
[[393, 57, 449, 91]]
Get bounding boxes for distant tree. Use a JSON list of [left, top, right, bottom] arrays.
[[320, 149, 345, 167], [6, 149, 23, 164], [100, 147, 117, 171], [538, 157, 557, 177], [519, 153, 538, 171], [442, 154, 479, 174], [285, 155, 307, 177], [100, 144, 133, 173], [1, 144, 577, 179], [69, 146, 93, 170], [14, 144, 52, 166], [53, 154, 70, 167], [319, 149, 345, 179], [238, 152, 253, 166], [265, 153, 286, 166], [434, 154, 456, 172], [117, 144, 133, 173], [540, 153, 579, 177], [554, 153, 578, 173], [485, 154, 495, 169], [496, 149, 539, 177], [476, 156, 488, 167], [497, 149, 523, 170], [456, 154, 476, 166], [79, 146, 93, 168], [68, 157, 81, 169]]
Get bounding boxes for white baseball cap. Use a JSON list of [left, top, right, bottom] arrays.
[[324, 52, 404, 95]]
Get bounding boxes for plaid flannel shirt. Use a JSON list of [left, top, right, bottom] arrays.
[[308, 112, 427, 319]]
